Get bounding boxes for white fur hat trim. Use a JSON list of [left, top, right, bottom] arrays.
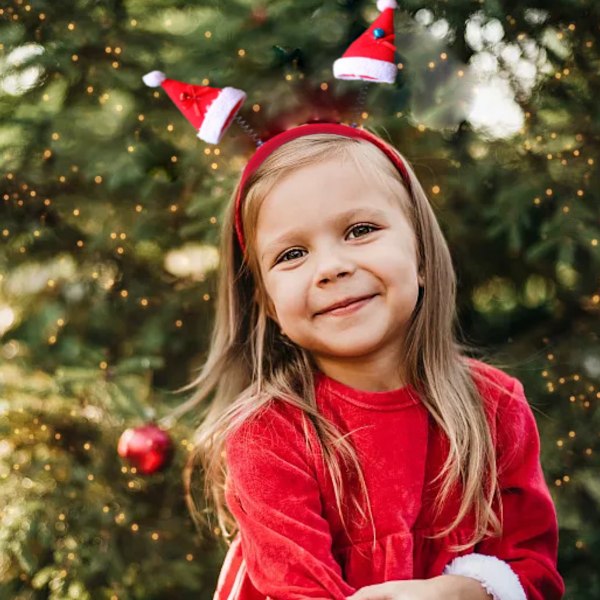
[[197, 87, 247, 144], [333, 56, 397, 84]]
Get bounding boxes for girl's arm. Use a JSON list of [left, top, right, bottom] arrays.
[[442, 378, 565, 600], [224, 402, 357, 600]]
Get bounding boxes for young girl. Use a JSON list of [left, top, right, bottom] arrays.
[[176, 122, 564, 600]]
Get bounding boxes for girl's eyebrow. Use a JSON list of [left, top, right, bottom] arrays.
[[260, 207, 388, 262]]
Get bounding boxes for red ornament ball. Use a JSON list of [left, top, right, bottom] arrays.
[[117, 423, 174, 475]]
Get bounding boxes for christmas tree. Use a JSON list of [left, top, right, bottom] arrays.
[[1, 0, 598, 598]]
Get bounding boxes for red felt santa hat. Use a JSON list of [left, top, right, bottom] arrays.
[[333, 0, 398, 84], [142, 71, 247, 144]]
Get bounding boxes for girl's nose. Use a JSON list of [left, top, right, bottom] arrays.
[[315, 250, 356, 285]]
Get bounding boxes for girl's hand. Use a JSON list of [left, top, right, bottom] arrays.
[[346, 574, 493, 600], [346, 578, 440, 600]]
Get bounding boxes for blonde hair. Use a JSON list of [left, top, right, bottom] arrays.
[[171, 130, 519, 554]]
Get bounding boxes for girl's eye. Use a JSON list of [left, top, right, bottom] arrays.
[[275, 248, 305, 264], [347, 223, 378, 239]]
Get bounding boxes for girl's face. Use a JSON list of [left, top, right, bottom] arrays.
[[254, 156, 424, 375]]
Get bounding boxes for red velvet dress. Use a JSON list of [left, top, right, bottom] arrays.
[[213, 360, 564, 600]]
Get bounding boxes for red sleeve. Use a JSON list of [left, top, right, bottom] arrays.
[[473, 377, 565, 599], [224, 402, 357, 600]]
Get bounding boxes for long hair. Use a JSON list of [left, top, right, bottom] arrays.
[[171, 131, 518, 553]]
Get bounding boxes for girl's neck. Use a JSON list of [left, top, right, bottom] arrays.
[[314, 355, 407, 393]]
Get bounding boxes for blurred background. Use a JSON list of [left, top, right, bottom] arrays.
[[1, 0, 598, 598]]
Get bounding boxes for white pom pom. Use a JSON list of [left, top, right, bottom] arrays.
[[377, 0, 398, 11], [142, 71, 166, 87]]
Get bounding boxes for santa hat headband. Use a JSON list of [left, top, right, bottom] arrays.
[[233, 122, 411, 257], [142, 0, 405, 255]]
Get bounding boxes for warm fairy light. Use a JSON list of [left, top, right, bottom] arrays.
[[440, 52, 447, 60], [167, 124, 174, 132], [84, 442, 91, 450], [2, 229, 9, 237], [457, 69, 464, 77], [211, 162, 218, 170], [202, 78, 210, 85], [397, 62, 403, 70], [545, 188, 553, 196], [170, 204, 178, 212], [67, 22, 75, 30], [43, 149, 52, 158], [238, 49, 246, 57], [186, 554, 194, 561], [87, 474, 94, 481], [361, 111, 368, 119], [138, 114, 145, 121], [110, 232, 117, 239], [34, 230, 40, 237], [205, 31, 212, 38], [52, 132, 60, 140], [131, 19, 137, 26], [285, 74, 293, 81], [48, 336, 57, 344], [112, 61, 119, 68], [48, 279, 55, 288], [568, 431, 576, 438], [591, 239, 598, 246], [72, 55, 78, 62], [140, 298, 149, 307], [120, 290, 128, 298], [115, 47, 122, 55], [547, 153, 552, 160], [103, 506, 110, 513], [128, 145, 135, 152], [175, 320, 182, 327], [428, 61, 435, 69], [203, 293, 210, 301], [73, 209, 80, 216], [210, 216, 217, 224], [555, 73, 562, 80], [417, 124, 426, 132], [135, 204, 143, 212], [214, 148, 221, 155], [320, 82, 328, 91], [577, 189, 584, 196], [132, 524, 139, 532], [116, 104, 123, 112], [116, 247, 124, 254], [57, 319, 64, 326], [568, 23, 576, 31], [120, 233, 126, 240], [43, 93, 49, 101], [39, 12, 45, 19], [557, 440, 563, 447], [95, 176, 103, 184], [170, 155, 177, 162], [204, 148, 211, 155], [100, 361, 108, 369], [588, 158, 594, 165], [432, 185, 440, 194]]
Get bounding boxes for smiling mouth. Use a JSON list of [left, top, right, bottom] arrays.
[[317, 294, 378, 317]]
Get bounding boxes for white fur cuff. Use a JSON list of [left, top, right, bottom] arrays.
[[443, 553, 527, 600]]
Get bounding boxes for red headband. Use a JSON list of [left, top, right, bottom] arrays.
[[234, 122, 411, 257]]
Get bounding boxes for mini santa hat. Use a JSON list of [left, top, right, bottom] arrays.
[[142, 71, 247, 144], [333, 0, 398, 84]]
